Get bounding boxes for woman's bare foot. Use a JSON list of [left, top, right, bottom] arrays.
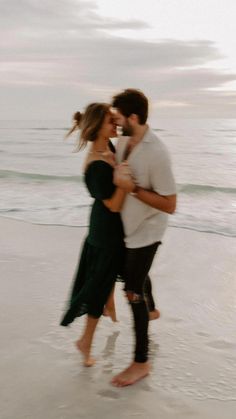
[[103, 306, 118, 322], [75, 340, 95, 367], [111, 362, 150, 387], [149, 309, 161, 321]]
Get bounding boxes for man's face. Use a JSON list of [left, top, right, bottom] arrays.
[[113, 110, 133, 136]]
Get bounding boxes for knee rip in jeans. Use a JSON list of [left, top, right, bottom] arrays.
[[126, 291, 143, 304]]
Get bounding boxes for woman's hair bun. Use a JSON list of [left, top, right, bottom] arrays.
[[73, 111, 83, 127]]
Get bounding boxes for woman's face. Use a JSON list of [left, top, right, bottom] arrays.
[[99, 112, 117, 139]]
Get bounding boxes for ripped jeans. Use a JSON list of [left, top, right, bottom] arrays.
[[124, 241, 161, 363]]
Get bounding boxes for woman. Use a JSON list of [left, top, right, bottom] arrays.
[[65, 108, 119, 323], [64, 109, 160, 323], [60, 103, 135, 366]]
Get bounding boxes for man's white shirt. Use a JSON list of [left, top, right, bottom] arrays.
[[116, 127, 176, 248]]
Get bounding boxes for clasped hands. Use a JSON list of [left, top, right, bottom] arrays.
[[113, 161, 136, 193]]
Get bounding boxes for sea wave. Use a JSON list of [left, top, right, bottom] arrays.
[[0, 203, 91, 213], [0, 169, 82, 182], [2, 170, 235, 195], [214, 129, 236, 132], [0, 212, 235, 238], [169, 223, 236, 238], [31, 128, 68, 131], [0, 127, 68, 131], [178, 183, 236, 194]]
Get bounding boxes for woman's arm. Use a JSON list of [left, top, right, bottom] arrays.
[[103, 163, 135, 212], [103, 187, 127, 213]]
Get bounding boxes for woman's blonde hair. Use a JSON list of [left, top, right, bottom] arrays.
[[66, 103, 110, 151], [76, 103, 110, 151]]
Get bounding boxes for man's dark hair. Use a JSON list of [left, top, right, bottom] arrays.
[[112, 89, 148, 125]]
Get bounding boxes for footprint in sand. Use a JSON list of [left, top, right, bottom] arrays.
[[196, 331, 210, 337], [97, 389, 120, 399], [166, 317, 184, 324]]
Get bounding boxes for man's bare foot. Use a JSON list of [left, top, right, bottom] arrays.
[[103, 307, 118, 322], [111, 362, 150, 387], [75, 340, 95, 367], [149, 309, 161, 321]]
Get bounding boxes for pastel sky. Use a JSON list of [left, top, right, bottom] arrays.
[[1, 0, 236, 120]]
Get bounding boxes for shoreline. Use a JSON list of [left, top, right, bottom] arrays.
[[0, 214, 235, 239], [1, 217, 236, 419]]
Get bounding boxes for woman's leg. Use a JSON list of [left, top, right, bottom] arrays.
[[75, 315, 99, 367], [103, 284, 118, 322]]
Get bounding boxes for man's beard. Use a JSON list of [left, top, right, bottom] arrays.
[[121, 121, 133, 136]]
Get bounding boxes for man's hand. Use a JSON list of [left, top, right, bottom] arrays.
[[113, 162, 136, 192]]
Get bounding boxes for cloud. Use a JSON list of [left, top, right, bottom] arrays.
[[0, 0, 236, 118], [0, 0, 148, 32]]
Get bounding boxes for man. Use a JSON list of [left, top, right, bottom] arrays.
[[111, 89, 177, 386]]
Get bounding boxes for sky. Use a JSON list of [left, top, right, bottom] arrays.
[[1, 0, 236, 120]]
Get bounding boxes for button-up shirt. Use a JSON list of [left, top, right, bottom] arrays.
[[116, 127, 176, 248]]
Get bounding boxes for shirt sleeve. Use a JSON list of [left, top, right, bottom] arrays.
[[85, 161, 115, 200], [150, 145, 177, 196]]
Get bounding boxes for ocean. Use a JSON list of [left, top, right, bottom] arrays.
[[1, 119, 236, 237]]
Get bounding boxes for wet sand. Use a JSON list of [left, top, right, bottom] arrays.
[[0, 218, 236, 419]]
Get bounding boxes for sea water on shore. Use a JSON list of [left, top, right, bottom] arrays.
[[1, 118, 236, 237]]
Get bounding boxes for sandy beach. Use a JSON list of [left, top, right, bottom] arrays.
[[1, 217, 236, 419]]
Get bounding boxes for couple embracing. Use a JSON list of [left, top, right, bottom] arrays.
[[60, 89, 177, 387]]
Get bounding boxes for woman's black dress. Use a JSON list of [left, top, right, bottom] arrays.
[[60, 159, 124, 326]]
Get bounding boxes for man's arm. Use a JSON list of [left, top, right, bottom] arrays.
[[114, 162, 176, 214], [132, 186, 176, 214]]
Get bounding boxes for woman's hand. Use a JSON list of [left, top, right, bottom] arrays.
[[113, 162, 136, 192]]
